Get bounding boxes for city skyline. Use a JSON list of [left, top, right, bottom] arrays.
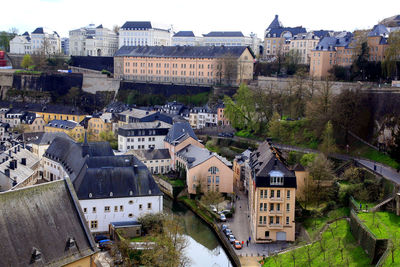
[[1, 0, 399, 38]]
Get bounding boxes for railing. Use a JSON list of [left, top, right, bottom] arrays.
[[269, 223, 283, 229]]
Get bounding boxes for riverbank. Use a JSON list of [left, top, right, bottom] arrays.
[[177, 196, 242, 267]]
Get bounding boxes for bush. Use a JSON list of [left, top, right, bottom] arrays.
[[101, 69, 112, 77]]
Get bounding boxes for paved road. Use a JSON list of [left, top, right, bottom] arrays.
[[222, 191, 287, 258]]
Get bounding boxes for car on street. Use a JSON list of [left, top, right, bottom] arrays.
[[220, 213, 226, 222], [221, 210, 231, 214], [228, 234, 236, 243], [225, 229, 232, 237], [234, 240, 242, 249], [221, 224, 228, 232]]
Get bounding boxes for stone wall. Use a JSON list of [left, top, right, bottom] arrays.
[[81, 73, 120, 94]]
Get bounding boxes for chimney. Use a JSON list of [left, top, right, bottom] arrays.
[[17, 145, 20, 152], [14, 147, 17, 154], [9, 161, 14, 170], [8, 150, 11, 156], [4, 168, 10, 177], [274, 158, 278, 166], [21, 158, 26, 166], [14, 159, 17, 169]]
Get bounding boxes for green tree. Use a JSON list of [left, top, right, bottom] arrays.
[[99, 130, 117, 149], [319, 121, 337, 155], [389, 120, 400, 167], [223, 84, 256, 131], [284, 50, 301, 75], [140, 215, 190, 267], [383, 31, 400, 79], [201, 191, 224, 211], [65, 86, 81, 106], [267, 112, 283, 139], [21, 54, 33, 69], [307, 154, 335, 206]]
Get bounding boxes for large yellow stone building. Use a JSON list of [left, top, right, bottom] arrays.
[[45, 119, 85, 141], [248, 141, 297, 242], [31, 104, 87, 123], [114, 46, 255, 86]]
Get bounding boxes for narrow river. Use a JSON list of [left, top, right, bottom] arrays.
[[163, 196, 233, 267]]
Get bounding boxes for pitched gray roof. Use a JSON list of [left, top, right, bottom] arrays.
[[176, 144, 231, 169], [173, 31, 195, 37], [0, 179, 97, 267], [73, 155, 162, 199], [203, 31, 244, 37], [266, 27, 307, 38], [28, 132, 73, 145], [250, 141, 296, 188], [47, 119, 78, 129], [368, 24, 389, 37], [313, 34, 354, 51], [267, 15, 283, 30], [32, 27, 44, 34], [121, 21, 152, 30], [164, 122, 198, 145], [115, 45, 252, 59]]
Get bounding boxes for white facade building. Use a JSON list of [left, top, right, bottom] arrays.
[[118, 121, 171, 152], [81, 195, 163, 233], [69, 24, 118, 56], [119, 21, 172, 48], [10, 27, 61, 55], [172, 31, 202, 46]]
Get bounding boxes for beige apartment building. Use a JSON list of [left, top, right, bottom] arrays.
[[114, 46, 254, 86], [176, 144, 233, 195], [289, 31, 331, 64], [248, 141, 296, 242]]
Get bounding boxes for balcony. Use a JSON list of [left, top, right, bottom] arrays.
[[268, 209, 282, 215]]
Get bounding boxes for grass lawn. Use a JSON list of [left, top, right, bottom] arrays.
[[357, 212, 400, 266], [348, 142, 399, 170], [303, 207, 350, 240], [262, 219, 371, 267], [169, 179, 185, 187], [179, 196, 214, 224]]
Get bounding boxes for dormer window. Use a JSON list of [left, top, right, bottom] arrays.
[[31, 248, 42, 263], [66, 237, 75, 248], [270, 176, 284, 185]]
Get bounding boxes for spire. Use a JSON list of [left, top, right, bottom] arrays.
[[82, 132, 89, 157], [267, 14, 283, 31]]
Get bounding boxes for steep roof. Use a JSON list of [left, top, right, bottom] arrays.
[[119, 120, 171, 130], [73, 155, 162, 200], [115, 45, 252, 59], [121, 21, 152, 30], [203, 31, 244, 37], [267, 15, 283, 30], [32, 27, 44, 34], [0, 179, 97, 267], [368, 24, 389, 37], [28, 132, 73, 145], [173, 31, 195, 37], [313, 33, 354, 51], [164, 121, 198, 145], [312, 30, 331, 38], [250, 141, 296, 188]]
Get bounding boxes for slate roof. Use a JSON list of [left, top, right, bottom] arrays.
[[27, 132, 73, 145], [266, 27, 307, 38], [249, 141, 296, 188], [119, 108, 157, 120], [20, 112, 37, 124], [0, 179, 97, 267], [73, 155, 162, 200], [203, 31, 244, 37], [115, 45, 252, 59], [267, 15, 283, 30], [173, 31, 195, 37], [368, 24, 389, 37], [312, 30, 331, 38], [121, 21, 152, 30], [32, 27, 44, 34], [32, 104, 86, 115], [96, 24, 103, 29], [176, 144, 232, 169], [126, 148, 171, 161], [164, 121, 198, 145], [119, 120, 171, 130], [314, 33, 354, 51], [47, 119, 79, 130], [22, 31, 30, 36], [44, 137, 114, 180]]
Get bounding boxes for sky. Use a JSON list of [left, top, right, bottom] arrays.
[[1, 0, 399, 38]]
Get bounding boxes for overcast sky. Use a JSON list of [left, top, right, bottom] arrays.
[[1, 0, 399, 38]]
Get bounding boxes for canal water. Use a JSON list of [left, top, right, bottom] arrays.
[[163, 196, 233, 267]]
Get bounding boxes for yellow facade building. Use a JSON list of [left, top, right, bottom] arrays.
[[45, 119, 85, 141]]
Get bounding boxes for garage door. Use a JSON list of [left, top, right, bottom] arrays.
[[276, 231, 286, 241]]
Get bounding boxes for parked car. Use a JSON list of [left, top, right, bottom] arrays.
[[94, 235, 108, 243], [225, 229, 232, 237], [99, 239, 113, 250], [221, 224, 228, 232], [228, 234, 236, 243], [234, 240, 242, 249], [221, 210, 231, 214], [225, 133, 234, 138], [220, 213, 226, 222]]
